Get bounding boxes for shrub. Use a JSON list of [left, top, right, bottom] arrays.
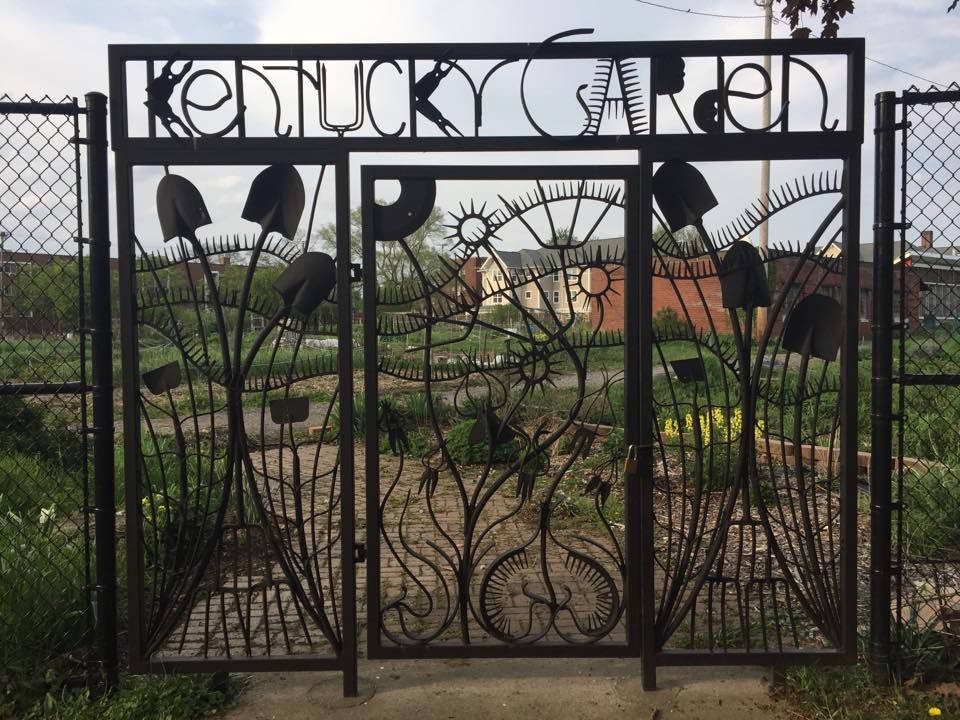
[[0, 500, 90, 690], [901, 467, 960, 560], [10, 673, 239, 720], [0, 396, 83, 470], [653, 306, 689, 334], [445, 419, 520, 465]]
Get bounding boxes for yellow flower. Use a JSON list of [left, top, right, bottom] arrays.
[[755, 418, 766, 441], [929, 708, 942, 717], [663, 418, 679, 438]]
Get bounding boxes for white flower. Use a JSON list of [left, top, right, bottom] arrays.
[[39, 505, 56, 527]]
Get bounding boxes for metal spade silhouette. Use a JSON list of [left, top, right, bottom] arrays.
[[241, 164, 305, 239], [273, 252, 337, 317], [157, 175, 212, 242], [468, 407, 519, 450], [652, 161, 718, 253], [142, 361, 182, 395], [269, 397, 310, 425], [373, 178, 437, 241], [670, 357, 707, 384], [718, 240, 771, 309], [783, 293, 842, 362]]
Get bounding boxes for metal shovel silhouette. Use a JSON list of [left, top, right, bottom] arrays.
[[157, 175, 212, 242], [718, 240, 771, 309], [273, 251, 337, 317], [142, 361, 182, 395], [241, 164, 305, 240], [269, 397, 310, 425], [652, 161, 718, 250], [783, 293, 842, 362]]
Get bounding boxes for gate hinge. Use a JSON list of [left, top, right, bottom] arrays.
[[350, 264, 362, 283], [353, 542, 367, 564]]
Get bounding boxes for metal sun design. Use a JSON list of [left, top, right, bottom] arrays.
[[444, 200, 495, 250]]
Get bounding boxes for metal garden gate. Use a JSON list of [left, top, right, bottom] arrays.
[[872, 85, 960, 676], [109, 36, 863, 694]]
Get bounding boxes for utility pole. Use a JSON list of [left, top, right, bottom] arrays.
[[755, 0, 774, 336]]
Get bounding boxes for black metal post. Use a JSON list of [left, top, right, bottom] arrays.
[[85, 91, 118, 688], [869, 90, 897, 680], [336, 154, 359, 698]]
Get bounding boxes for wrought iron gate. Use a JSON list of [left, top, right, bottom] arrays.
[[109, 36, 863, 693], [872, 85, 960, 675]]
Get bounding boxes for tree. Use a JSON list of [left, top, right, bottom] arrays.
[[7, 259, 81, 333], [775, 1, 955, 39]]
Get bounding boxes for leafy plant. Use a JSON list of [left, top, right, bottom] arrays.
[[8, 674, 241, 720], [444, 419, 520, 466]]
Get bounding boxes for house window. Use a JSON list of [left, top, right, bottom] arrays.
[[552, 290, 560, 303], [525, 291, 532, 299], [494, 271, 503, 281], [492, 293, 503, 304], [552, 271, 560, 281]]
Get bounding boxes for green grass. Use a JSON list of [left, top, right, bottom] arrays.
[[781, 664, 960, 720], [0, 508, 90, 680], [6, 674, 242, 720]]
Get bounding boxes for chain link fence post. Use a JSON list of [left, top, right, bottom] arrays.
[[84, 91, 117, 689]]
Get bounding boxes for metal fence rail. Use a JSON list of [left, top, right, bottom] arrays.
[[0, 94, 115, 687]]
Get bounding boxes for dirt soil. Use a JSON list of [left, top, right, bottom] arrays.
[[220, 659, 779, 720]]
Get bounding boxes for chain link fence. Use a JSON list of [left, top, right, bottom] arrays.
[[0, 95, 97, 688], [893, 83, 960, 674]]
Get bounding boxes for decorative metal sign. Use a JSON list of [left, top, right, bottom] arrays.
[[110, 35, 857, 148]]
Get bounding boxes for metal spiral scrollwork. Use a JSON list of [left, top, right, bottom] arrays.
[[371, 176, 629, 647]]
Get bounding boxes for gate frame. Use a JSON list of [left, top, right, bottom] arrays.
[[107, 37, 865, 694]]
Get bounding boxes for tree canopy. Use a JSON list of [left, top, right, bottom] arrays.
[[775, 0, 955, 39]]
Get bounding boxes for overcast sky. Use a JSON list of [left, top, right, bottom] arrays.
[[1, 0, 958, 255]]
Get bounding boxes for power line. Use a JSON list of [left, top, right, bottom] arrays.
[[634, 0, 769, 19], [863, 57, 948, 91], [633, 0, 950, 89]]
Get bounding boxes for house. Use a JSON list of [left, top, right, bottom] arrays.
[[464, 233, 935, 340], [472, 239, 621, 326], [0, 246, 231, 335]]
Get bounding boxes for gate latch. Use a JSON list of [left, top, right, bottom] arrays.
[[350, 263, 363, 283], [353, 542, 367, 564]]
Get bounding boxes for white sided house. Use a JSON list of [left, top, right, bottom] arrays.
[[475, 239, 622, 324]]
